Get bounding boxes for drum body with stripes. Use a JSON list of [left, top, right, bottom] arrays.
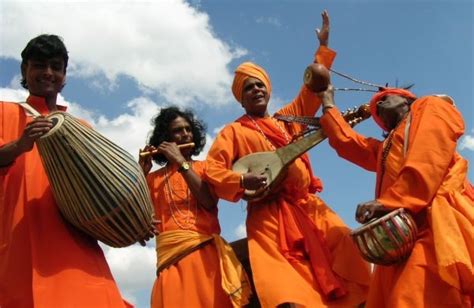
[[351, 208, 418, 265], [37, 111, 154, 247]]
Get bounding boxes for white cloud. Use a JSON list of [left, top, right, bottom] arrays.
[[101, 243, 156, 305], [234, 222, 247, 239], [0, 87, 28, 102], [1, 0, 246, 106], [459, 133, 474, 151], [91, 97, 160, 156]]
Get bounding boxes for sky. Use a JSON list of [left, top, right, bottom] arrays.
[[1, 0, 473, 306]]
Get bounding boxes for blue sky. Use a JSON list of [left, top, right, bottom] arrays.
[[1, 0, 473, 306]]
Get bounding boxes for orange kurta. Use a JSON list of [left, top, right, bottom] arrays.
[[205, 80, 371, 307], [0, 97, 129, 308], [320, 96, 474, 307], [147, 161, 233, 308]]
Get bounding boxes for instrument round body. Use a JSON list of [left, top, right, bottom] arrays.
[[232, 151, 285, 201], [351, 208, 418, 265], [303, 63, 330, 92], [36, 111, 154, 248]]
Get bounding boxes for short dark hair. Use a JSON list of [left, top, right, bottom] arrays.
[[148, 106, 206, 165], [20, 34, 69, 89]]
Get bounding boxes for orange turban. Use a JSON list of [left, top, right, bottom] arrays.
[[369, 88, 417, 131], [232, 62, 272, 103]]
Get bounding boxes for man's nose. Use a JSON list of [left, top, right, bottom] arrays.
[[251, 85, 262, 94], [43, 65, 54, 76], [183, 128, 192, 136]]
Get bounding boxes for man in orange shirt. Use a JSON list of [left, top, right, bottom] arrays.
[[204, 11, 370, 307], [0, 34, 130, 307], [139, 106, 251, 308], [319, 85, 474, 307]]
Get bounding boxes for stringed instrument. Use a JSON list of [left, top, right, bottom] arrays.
[[232, 103, 371, 201]]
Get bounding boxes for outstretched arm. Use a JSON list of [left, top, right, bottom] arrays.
[[319, 85, 382, 172]]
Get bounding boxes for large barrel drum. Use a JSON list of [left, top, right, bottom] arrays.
[[37, 111, 154, 248]]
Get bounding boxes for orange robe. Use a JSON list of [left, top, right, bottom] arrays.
[[320, 96, 474, 307], [147, 161, 234, 308], [0, 96, 130, 308], [205, 81, 371, 306]]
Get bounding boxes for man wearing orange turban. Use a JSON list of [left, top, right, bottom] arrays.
[[205, 11, 371, 307], [319, 85, 474, 307], [232, 62, 272, 104]]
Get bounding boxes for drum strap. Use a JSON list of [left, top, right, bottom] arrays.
[[17, 102, 41, 117]]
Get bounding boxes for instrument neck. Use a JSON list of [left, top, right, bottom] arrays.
[[275, 129, 327, 166]]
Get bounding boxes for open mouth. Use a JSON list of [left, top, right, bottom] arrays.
[[253, 93, 265, 101], [38, 79, 56, 86]]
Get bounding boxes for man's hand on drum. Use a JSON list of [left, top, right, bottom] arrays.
[[356, 200, 391, 224], [138, 145, 155, 176], [157, 141, 186, 166], [138, 215, 161, 246], [242, 173, 268, 191], [17, 116, 53, 152]]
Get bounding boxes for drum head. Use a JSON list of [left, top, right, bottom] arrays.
[[40, 112, 65, 138]]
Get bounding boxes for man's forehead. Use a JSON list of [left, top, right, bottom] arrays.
[[28, 56, 64, 63], [170, 119, 191, 128]]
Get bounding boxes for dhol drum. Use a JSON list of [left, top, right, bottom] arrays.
[[351, 208, 418, 265], [36, 111, 155, 248]]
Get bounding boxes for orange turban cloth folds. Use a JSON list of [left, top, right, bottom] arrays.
[[232, 62, 272, 103], [369, 88, 417, 131]]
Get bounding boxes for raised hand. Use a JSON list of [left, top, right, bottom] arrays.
[[315, 10, 330, 47]]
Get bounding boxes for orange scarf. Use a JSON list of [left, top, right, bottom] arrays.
[[278, 195, 347, 300]]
